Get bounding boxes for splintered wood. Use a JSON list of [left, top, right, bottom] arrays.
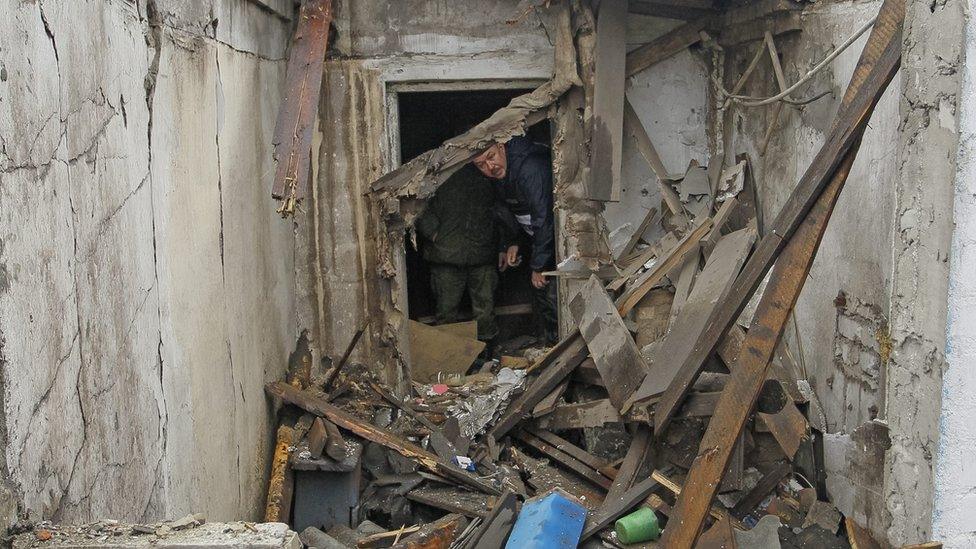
[[271, 0, 333, 214]]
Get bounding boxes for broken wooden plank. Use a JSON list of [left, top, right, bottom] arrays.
[[626, 18, 711, 77], [526, 428, 611, 473], [589, 0, 628, 202], [459, 490, 518, 549], [572, 275, 649, 410], [580, 475, 660, 541], [658, 7, 903, 545], [266, 381, 500, 495], [730, 461, 791, 519], [601, 425, 653, 514], [615, 218, 713, 315], [488, 333, 588, 442], [271, 0, 333, 210], [700, 196, 739, 256], [652, 0, 903, 438], [668, 244, 700, 328], [630, 0, 716, 20], [531, 379, 570, 418], [625, 227, 756, 410], [759, 31, 791, 156], [407, 485, 491, 518], [758, 397, 809, 460], [513, 429, 612, 490], [264, 424, 295, 523], [511, 448, 605, 510]]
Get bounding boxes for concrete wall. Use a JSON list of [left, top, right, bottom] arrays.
[[0, 0, 295, 524], [934, 0, 976, 546]]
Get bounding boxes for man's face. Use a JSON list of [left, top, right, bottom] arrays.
[[473, 143, 507, 180]]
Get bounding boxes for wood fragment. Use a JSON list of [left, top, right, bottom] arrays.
[[512, 430, 612, 490], [625, 18, 711, 77], [533, 398, 651, 430], [659, 6, 902, 537], [526, 428, 611, 473], [630, 0, 716, 20], [271, 0, 333, 209], [758, 397, 809, 460], [531, 379, 570, 418], [652, 0, 904, 437], [307, 417, 328, 458], [572, 275, 649, 410], [264, 424, 295, 523], [266, 382, 499, 494], [601, 425, 653, 512], [618, 207, 659, 261], [406, 485, 491, 518], [759, 31, 791, 157], [636, 288, 675, 347], [322, 419, 347, 462], [459, 490, 518, 549]]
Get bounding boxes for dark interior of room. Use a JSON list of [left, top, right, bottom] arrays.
[[398, 88, 552, 344]]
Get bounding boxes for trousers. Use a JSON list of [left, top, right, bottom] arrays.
[[429, 264, 499, 341]]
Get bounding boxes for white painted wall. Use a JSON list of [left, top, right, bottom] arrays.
[[934, 1, 976, 545]]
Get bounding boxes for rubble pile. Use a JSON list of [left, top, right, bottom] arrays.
[[257, 152, 886, 549]]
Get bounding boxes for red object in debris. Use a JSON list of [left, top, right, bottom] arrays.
[[432, 384, 449, 395], [36, 530, 52, 541]]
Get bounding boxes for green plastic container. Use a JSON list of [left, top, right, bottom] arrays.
[[614, 507, 661, 544]]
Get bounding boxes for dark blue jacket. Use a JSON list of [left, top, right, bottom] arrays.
[[498, 137, 555, 272]]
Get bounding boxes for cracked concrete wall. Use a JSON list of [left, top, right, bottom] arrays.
[[0, 0, 294, 524], [723, 0, 965, 545]]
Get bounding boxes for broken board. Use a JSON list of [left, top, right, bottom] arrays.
[[572, 275, 649, 411], [408, 320, 485, 383]]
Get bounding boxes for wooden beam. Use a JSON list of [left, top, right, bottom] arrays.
[[601, 425, 653, 512], [657, 3, 903, 543], [580, 476, 660, 541], [589, 0, 628, 201], [626, 18, 711, 78], [265, 382, 500, 495], [487, 333, 588, 442], [271, 0, 333, 211], [264, 423, 296, 523], [572, 275, 650, 410], [652, 0, 904, 436], [513, 429, 612, 490], [459, 490, 518, 549], [630, 0, 716, 21]]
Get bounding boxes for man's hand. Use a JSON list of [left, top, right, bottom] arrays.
[[506, 246, 521, 267], [531, 271, 548, 289], [500, 245, 520, 271]]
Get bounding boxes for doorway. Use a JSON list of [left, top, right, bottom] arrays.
[[392, 85, 553, 349]]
